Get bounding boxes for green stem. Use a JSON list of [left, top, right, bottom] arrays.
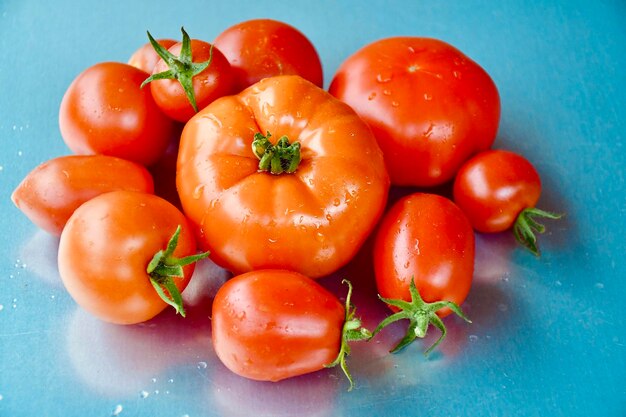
[[251, 131, 301, 174], [146, 225, 210, 317], [369, 277, 471, 355], [324, 280, 371, 391], [141, 27, 213, 112], [513, 207, 563, 256]]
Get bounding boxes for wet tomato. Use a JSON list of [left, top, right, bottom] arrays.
[[128, 38, 177, 73]]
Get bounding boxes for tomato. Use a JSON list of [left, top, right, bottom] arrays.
[[453, 149, 562, 255], [177, 75, 389, 278], [372, 193, 473, 353], [59, 62, 174, 166], [128, 38, 177, 73], [211, 270, 368, 388], [214, 18, 323, 91], [144, 28, 233, 122], [329, 37, 500, 187], [58, 190, 207, 324], [11, 155, 154, 236]]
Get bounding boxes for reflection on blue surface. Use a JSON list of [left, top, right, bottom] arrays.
[[1, 0, 625, 416]]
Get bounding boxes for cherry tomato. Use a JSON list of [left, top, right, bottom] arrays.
[[11, 155, 154, 236], [128, 38, 177, 73], [177, 75, 389, 278], [212, 270, 368, 388], [58, 190, 206, 324], [453, 149, 562, 255], [372, 193, 473, 353], [329, 37, 500, 187], [59, 62, 174, 166], [214, 18, 323, 91]]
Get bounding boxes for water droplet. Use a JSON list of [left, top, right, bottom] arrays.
[[382, 89, 391, 96], [391, 101, 399, 107], [594, 282, 604, 289], [268, 238, 277, 243], [154, 390, 160, 395], [315, 232, 325, 243], [0, 166, 4, 172], [0, 394, 3, 400], [453, 70, 461, 79], [0, 305, 3, 311], [501, 275, 510, 282], [376, 73, 392, 83], [139, 390, 149, 399], [555, 280, 562, 287], [151, 378, 157, 383], [168, 378, 174, 383], [197, 361, 207, 369], [112, 404, 123, 416], [333, 198, 341, 207], [407, 46, 415, 53], [192, 184, 205, 199], [403, 261, 410, 269], [469, 335, 479, 342], [325, 214, 332, 222], [423, 93, 432, 101], [368, 92, 377, 100], [182, 415, 190, 417]]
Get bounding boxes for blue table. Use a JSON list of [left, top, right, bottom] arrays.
[[1, 1, 624, 416]]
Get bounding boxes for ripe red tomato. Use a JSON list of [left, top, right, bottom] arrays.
[[372, 193, 473, 353], [11, 155, 154, 236], [212, 270, 368, 388], [58, 191, 206, 324], [214, 18, 323, 91], [59, 62, 175, 166], [177, 75, 389, 278], [329, 37, 500, 187], [128, 38, 177, 73], [453, 149, 562, 255]]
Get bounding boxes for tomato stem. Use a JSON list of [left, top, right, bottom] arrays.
[[513, 207, 563, 256], [369, 277, 470, 355], [141, 27, 213, 112], [252, 131, 301, 174], [324, 279, 371, 391], [147, 225, 210, 317]]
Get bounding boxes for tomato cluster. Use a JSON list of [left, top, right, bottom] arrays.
[[12, 19, 561, 390]]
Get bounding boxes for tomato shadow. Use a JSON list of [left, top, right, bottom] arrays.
[[18, 229, 63, 288], [148, 123, 185, 210]]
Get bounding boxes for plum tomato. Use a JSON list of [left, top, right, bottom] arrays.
[[329, 37, 500, 187], [214, 18, 323, 91], [128, 38, 177, 73], [11, 155, 154, 236], [372, 193, 473, 353], [59, 62, 175, 166], [58, 190, 208, 324], [211, 271, 369, 389], [142, 28, 233, 122], [177, 75, 389, 278], [453, 149, 562, 255]]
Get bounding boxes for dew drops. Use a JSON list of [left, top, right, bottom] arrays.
[[382, 89, 391, 96], [139, 390, 149, 399], [333, 198, 341, 207], [368, 92, 377, 100], [391, 101, 400, 108], [423, 93, 432, 101], [594, 282, 604, 289], [453, 70, 461, 79], [315, 232, 325, 243], [192, 184, 205, 199], [403, 261, 410, 269], [0, 394, 3, 400], [376, 73, 393, 83], [151, 378, 157, 383], [0, 305, 3, 311], [197, 361, 208, 369], [112, 404, 123, 416], [168, 378, 174, 383], [182, 414, 190, 417], [555, 280, 562, 287], [468, 335, 479, 342]]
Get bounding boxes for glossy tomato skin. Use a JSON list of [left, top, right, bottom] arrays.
[[329, 37, 500, 187], [11, 155, 154, 236], [128, 38, 177, 73], [212, 270, 344, 382], [373, 193, 474, 317], [59, 62, 175, 166], [177, 75, 389, 278], [453, 150, 542, 233], [58, 191, 197, 324], [214, 19, 323, 91], [150, 40, 233, 122]]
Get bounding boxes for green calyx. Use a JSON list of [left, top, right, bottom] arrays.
[[147, 225, 210, 317], [251, 131, 301, 175], [141, 27, 213, 112], [324, 280, 371, 391], [370, 277, 470, 356], [513, 207, 563, 256]]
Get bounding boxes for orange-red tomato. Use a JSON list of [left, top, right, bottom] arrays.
[[330, 37, 500, 187], [11, 155, 154, 236], [211, 270, 344, 382], [59, 62, 174, 166], [177, 75, 389, 278], [128, 38, 177, 73], [58, 191, 198, 324], [214, 18, 323, 91]]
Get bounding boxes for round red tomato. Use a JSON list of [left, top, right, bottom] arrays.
[[58, 190, 204, 324], [128, 38, 177, 73], [214, 18, 323, 91], [59, 62, 175, 166], [453, 149, 561, 255], [11, 155, 154, 236], [177, 75, 389, 278], [329, 37, 500, 187]]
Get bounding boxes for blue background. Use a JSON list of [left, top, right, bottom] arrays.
[[1, 1, 625, 416]]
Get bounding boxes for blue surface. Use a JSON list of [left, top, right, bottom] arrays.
[[1, 1, 625, 416]]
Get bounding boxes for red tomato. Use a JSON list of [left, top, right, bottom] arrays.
[[128, 38, 177, 73], [214, 18, 323, 91], [212, 270, 368, 388], [372, 193, 474, 353], [11, 155, 154, 236], [59, 62, 175, 166], [177, 75, 389, 278], [329, 37, 500, 187], [58, 191, 205, 324], [453, 149, 561, 255]]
